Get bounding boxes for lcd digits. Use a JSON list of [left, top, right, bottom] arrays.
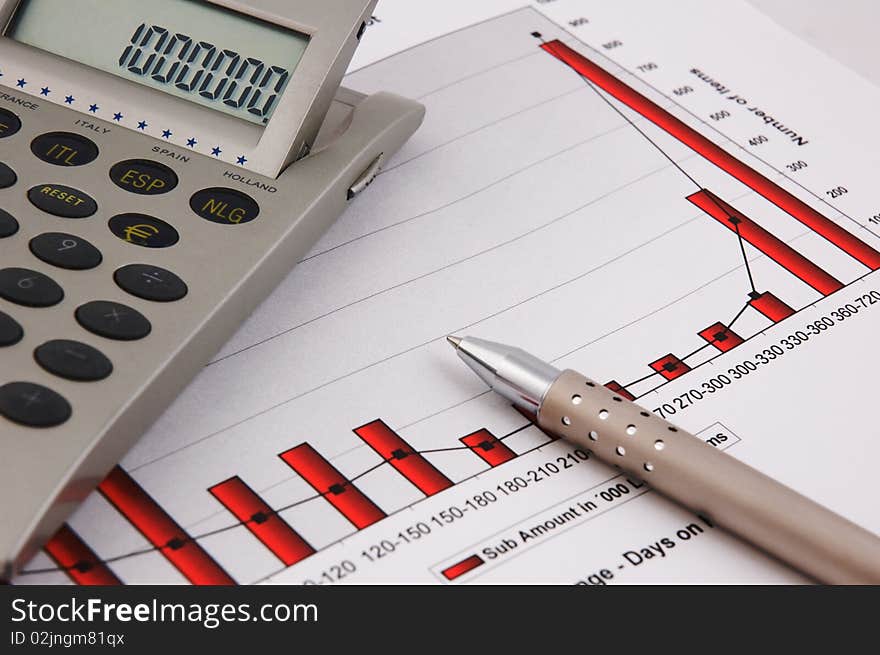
[[118, 24, 290, 122]]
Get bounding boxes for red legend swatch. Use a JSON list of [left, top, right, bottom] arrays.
[[441, 554, 485, 581]]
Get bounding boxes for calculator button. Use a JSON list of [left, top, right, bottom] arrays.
[[76, 301, 151, 341], [0, 311, 23, 347], [34, 339, 113, 382], [0, 382, 71, 427], [110, 159, 178, 195], [114, 264, 188, 302], [190, 187, 260, 225], [0, 208, 19, 238], [31, 131, 99, 167], [0, 108, 22, 138], [108, 213, 179, 248], [27, 184, 98, 219], [0, 267, 64, 307], [30, 233, 103, 270], [0, 162, 17, 189]]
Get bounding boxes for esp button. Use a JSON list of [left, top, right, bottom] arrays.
[[110, 159, 178, 195], [28, 184, 98, 219], [0, 108, 22, 138], [31, 131, 99, 167], [190, 187, 259, 225]]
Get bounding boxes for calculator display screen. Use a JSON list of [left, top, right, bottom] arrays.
[[8, 0, 309, 126]]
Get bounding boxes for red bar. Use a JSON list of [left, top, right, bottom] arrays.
[[514, 405, 558, 441], [649, 354, 691, 381], [698, 322, 744, 352], [441, 554, 484, 581], [688, 189, 843, 295], [354, 419, 453, 496], [541, 40, 880, 271], [279, 443, 385, 529], [605, 380, 635, 401], [749, 291, 795, 322], [44, 525, 121, 585], [460, 428, 516, 467], [209, 476, 315, 567], [98, 467, 234, 585]]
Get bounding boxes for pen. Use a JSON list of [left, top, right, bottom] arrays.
[[446, 335, 880, 584]]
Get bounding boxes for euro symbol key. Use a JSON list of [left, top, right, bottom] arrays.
[[124, 224, 160, 244]]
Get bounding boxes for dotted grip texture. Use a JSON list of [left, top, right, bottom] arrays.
[[539, 370, 880, 584]]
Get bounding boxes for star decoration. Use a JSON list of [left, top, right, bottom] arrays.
[[162, 129, 172, 139], [16, 79, 27, 88], [186, 138, 198, 147], [113, 112, 123, 121], [64, 95, 75, 104], [211, 146, 222, 156], [137, 120, 148, 130], [236, 156, 248, 165], [89, 104, 99, 113], [40, 87, 51, 96]]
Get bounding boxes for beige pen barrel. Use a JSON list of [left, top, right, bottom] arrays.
[[539, 370, 880, 584]]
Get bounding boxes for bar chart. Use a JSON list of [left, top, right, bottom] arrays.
[[17, 4, 880, 586], [539, 37, 880, 398]]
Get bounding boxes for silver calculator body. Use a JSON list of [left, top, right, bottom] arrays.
[[0, 0, 424, 577]]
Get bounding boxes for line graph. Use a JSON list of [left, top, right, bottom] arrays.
[[16, 6, 880, 586]]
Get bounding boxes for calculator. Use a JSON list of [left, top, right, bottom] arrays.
[[0, 0, 424, 577]]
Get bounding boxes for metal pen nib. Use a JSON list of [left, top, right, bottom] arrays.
[[446, 335, 561, 412]]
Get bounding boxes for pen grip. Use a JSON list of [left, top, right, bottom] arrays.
[[538, 370, 880, 584]]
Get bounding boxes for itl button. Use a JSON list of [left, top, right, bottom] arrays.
[[190, 187, 259, 225], [110, 159, 178, 195], [31, 132, 99, 167]]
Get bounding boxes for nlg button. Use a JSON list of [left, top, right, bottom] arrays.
[[190, 187, 259, 225]]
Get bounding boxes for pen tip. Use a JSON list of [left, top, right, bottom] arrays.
[[446, 335, 462, 349]]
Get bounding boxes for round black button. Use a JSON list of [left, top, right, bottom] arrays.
[[0, 382, 71, 428], [30, 233, 103, 270], [0, 208, 19, 238], [114, 264, 187, 302], [76, 301, 151, 341], [0, 108, 22, 139], [110, 159, 178, 195], [31, 131, 99, 167], [0, 162, 17, 189], [34, 339, 113, 382], [109, 213, 179, 248], [190, 187, 259, 225], [0, 267, 64, 307], [27, 184, 98, 219], [0, 311, 23, 347]]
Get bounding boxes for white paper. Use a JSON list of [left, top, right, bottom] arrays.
[[16, 0, 880, 585]]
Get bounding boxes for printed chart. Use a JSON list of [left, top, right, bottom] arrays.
[[15, 3, 880, 585]]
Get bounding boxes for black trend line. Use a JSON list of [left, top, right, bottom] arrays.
[[18, 420, 540, 578]]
